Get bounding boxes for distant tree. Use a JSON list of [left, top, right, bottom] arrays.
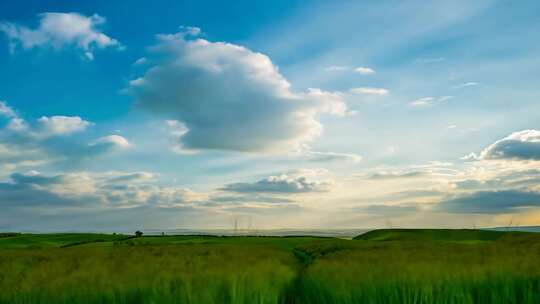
[[135, 230, 143, 237]]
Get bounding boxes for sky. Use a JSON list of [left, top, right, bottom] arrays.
[[1, 0, 540, 232]]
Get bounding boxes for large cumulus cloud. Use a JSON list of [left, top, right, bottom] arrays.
[[128, 29, 348, 152], [467, 130, 540, 161]]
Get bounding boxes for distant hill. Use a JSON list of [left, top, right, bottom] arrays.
[[131, 228, 372, 238], [353, 228, 522, 242], [486, 226, 540, 233]]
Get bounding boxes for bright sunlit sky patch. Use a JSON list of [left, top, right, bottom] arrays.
[[1, 0, 540, 231]]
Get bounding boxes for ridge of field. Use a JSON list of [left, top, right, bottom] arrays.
[[0, 233, 335, 249], [0, 233, 128, 249], [352, 228, 527, 242]]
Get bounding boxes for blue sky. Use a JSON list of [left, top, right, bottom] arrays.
[[1, 1, 540, 231]]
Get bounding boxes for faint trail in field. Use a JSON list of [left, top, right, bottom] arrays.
[[280, 248, 316, 304], [292, 248, 314, 267]]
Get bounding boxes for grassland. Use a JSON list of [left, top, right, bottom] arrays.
[[0, 229, 539, 303]]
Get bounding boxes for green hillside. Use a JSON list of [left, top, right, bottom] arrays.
[[353, 228, 524, 242], [1, 230, 540, 303], [0, 233, 127, 249]]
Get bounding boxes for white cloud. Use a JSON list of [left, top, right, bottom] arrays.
[[0, 12, 121, 59], [164, 120, 191, 154], [90, 135, 130, 150], [409, 97, 435, 107], [0, 171, 202, 208], [222, 170, 334, 193], [350, 87, 389, 96], [2, 106, 94, 140], [354, 67, 375, 74], [324, 66, 375, 75], [363, 170, 426, 179], [37, 116, 91, 136], [325, 65, 348, 71], [415, 57, 446, 64], [0, 101, 16, 118], [408, 96, 453, 107], [178, 25, 201, 36], [453, 82, 479, 89], [295, 146, 362, 163], [302, 88, 348, 116], [438, 96, 454, 102], [6, 118, 28, 132], [470, 130, 540, 161], [0, 101, 130, 168], [304, 150, 362, 163], [0, 169, 305, 214], [133, 57, 147, 66], [128, 29, 348, 152], [128, 77, 144, 86]]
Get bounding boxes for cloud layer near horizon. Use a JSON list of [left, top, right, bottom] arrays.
[[0, 101, 129, 170], [222, 170, 334, 194]]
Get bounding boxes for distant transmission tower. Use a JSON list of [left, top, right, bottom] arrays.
[[506, 217, 514, 231]]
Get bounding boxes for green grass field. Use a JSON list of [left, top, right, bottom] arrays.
[[1, 229, 539, 303]]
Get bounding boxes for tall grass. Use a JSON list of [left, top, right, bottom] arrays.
[[0, 232, 539, 303], [0, 244, 297, 304], [290, 237, 540, 303]]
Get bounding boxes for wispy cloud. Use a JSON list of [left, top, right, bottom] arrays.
[[363, 170, 426, 180], [415, 57, 446, 64], [325, 65, 348, 71], [325, 65, 375, 75], [354, 67, 375, 74], [409, 96, 453, 107], [292, 145, 361, 163], [453, 82, 479, 89], [350, 87, 389, 96], [132, 57, 147, 66], [302, 150, 362, 163]]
